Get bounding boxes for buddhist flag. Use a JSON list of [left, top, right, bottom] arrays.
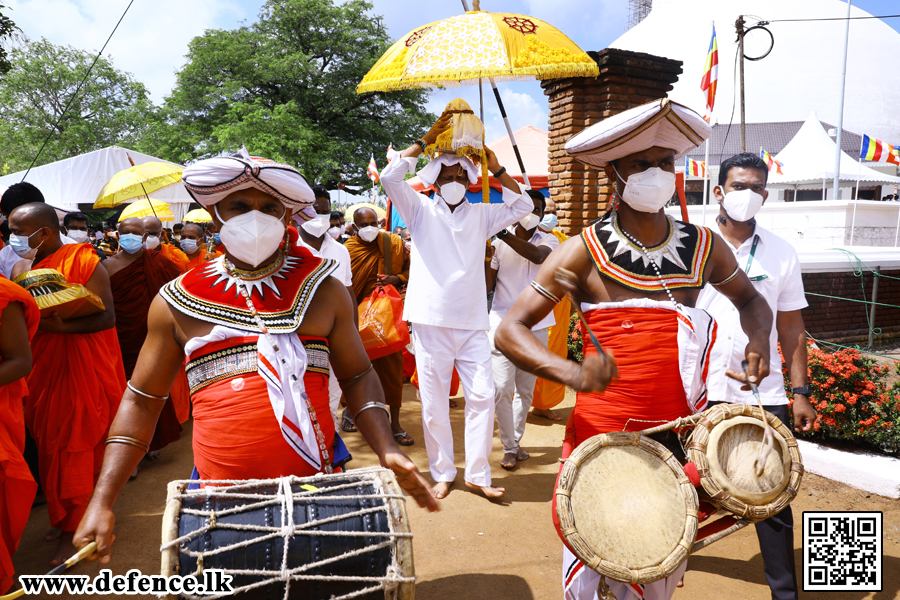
[[760, 149, 784, 175], [386, 143, 394, 163], [700, 24, 718, 122], [685, 157, 707, 178], [367, 154, 380, 183], [860, 135, 900, 166]]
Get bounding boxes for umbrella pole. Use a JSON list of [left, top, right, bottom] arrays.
[[489, 78, 531, 188], [126, 153, 159, 218]]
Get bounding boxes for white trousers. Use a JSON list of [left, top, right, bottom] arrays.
[[328, 365, 342, 430], [489, 325, 548, 455], [564, 547, 687, 600], [411, 323, 495, 487]]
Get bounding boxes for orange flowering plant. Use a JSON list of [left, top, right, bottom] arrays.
[[784, 340, 900, 454]]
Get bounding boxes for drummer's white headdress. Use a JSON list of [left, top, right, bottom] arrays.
[[182, 149, 315, 214], [565, 99, 711, 168]]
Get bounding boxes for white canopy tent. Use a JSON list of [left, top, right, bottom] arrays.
[[767, 113, 900, 191], [0, 146, 194, 222]]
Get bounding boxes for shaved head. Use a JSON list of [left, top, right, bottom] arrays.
[[118, 217, 146, 237], [10, 202, 60, 232], [182, 223, 205, 240], [353, 207, 378, 227], [142, 216, 163, 236], [8, 203, 61, 260]]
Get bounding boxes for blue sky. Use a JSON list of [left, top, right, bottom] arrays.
[[5, 0, 899, 146]]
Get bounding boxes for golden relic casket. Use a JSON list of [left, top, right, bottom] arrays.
[[13, 269, 105, 320]]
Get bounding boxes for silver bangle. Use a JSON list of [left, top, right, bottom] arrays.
[[353, 401, 390, 421], [127, 381, 167, 402], [710, 265, 741, 287], [531, 280, 561, 304]]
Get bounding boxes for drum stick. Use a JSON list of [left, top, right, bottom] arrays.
[[741, 360, 774, 476], [555, 269, 605, 356], [0, 542, 97, 600]]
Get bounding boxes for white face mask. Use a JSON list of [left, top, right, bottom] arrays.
[[174, 234, 182, 241], [519, 213, 540, 231], [616, 167, 677, 213], [180, 238, 200, 254], [437, 181, 467, 206], [301, 214, 331, 238], [327, 226, 342, 239], [358, 225, 380, 243], [721, 188, 765, 222], [214, 206, 286, 267], [68, 230, 89, 243], [404, 241, 411, 251], [144, 235, 161, 250]]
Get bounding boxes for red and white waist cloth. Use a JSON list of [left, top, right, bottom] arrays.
[[184, 326, 334, 480], [560, 299, 716, 600]]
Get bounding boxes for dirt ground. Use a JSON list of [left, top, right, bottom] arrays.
[[13, 386, 900, 600]]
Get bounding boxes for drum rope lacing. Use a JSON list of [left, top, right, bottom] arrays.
[[160, 468, 415, 600]]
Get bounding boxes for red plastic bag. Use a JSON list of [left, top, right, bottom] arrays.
[[357, 285, 409, 360]]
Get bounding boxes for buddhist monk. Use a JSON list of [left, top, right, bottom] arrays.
[[102, 218, 187, 458], [0, 274, 39, 593], [8, 203, 126, 567], [142, 216, 188, 272], [181, 222, 222, 271]]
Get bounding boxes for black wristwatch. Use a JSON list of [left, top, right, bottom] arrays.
[[496, 229, 509, 240], [791, 385, 810, 396]]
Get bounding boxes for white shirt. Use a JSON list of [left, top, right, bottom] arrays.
[[0, 233, 77, 279], [381, 155, 533, 330], [490, 227, 559, 330], [297, 233, 353, 287], [696, 225, 808, 405]]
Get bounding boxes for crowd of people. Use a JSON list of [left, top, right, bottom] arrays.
[[0, 98, 818, 600]]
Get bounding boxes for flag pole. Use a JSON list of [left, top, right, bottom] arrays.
[[855, 137, 864, 201], [832, 0, 853, 203], [701, 138, 710, 226]]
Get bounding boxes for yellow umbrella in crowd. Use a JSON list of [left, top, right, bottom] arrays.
[[183, 208, 212, 223], [94, 160, 183, 209], [345, 202, 386, 219], [358, 5, 598, 189], [118, 198, 174, 222]]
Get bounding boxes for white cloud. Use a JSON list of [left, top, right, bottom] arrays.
[[6, 0, 255, 103]]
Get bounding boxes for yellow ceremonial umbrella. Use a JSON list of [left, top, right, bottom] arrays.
[[95, 160, 183, 208], [357, 7, 598, 192], [345, 202, 386, 219], [183, 208, 212, 223], [118, 198, 174, 222]]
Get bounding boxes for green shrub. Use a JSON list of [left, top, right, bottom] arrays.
[[567, 312, 583, 363]]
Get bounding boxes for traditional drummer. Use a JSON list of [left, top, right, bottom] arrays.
[[74, 150, 438, 564], [494, 99, 774, 600]]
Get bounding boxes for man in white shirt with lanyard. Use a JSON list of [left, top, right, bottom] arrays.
[[296, 186, 354, 427], [380, 111, 532, 499], [696, 152, 817, 600], [488, 189, 559, 470]]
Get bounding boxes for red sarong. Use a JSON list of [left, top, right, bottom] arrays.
[[188, 335, 334, 481], [110, 250, 188, 450], [0, 277, 39, 593], [25, 244, 126, 531]]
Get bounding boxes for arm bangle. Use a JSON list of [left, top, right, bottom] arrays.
[[352, 401, 391, 421], [531, 281, 561, 304], [414, 139, 427, 152], [106, 436, 151, 454], [338, 364, 374, 390], [127, 381, 167, 402], [710, 265, 741, 287], [493, 166, 507, 178]]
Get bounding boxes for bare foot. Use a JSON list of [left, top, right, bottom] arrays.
[[500, 452, 517, 470], [465, 482, 505, 498], [677, 577, 684, 588], [130, 464, 140, 480], [532, 408, 563, 421], [44, 527, 61, 542], [449, 398, 458, 408], [516, 448, 530, 461], [432, 481, 453, 499], [145, 451, 161, 460], [50, 531, 76, 568]]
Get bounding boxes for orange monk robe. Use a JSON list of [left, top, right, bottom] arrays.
[[25, 244, 126, 532], [109, 250, 188, 451], [186, 250, 222, 272], [532, 229, 572, 411], [157, 243, 189, 273], [344, 231, 409, 303], [0, 277, 39, 593]]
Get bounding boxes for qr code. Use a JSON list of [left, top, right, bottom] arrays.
[[803, 511, 882, 591]]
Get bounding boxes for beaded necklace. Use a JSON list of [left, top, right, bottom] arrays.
[[613, 209, 680, 306], [223, 253, 333, 474]]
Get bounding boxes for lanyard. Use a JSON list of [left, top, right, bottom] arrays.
[[744, 235, 768, 282]]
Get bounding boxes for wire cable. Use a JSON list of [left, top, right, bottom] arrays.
[[20, 0, 135, 181], [768, 15, 900, 23]]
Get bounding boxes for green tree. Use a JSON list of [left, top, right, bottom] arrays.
[[148, 0, 435, 190], [0, 38, 155, 172], [0, 3, 20, 76]]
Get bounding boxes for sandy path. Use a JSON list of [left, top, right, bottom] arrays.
[[12, 386, 900, 599]]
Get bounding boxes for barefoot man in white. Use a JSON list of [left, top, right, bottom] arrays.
[[380, 100, 532, 499]]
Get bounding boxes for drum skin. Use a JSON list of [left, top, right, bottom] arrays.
[[161, 470, 414, 600]]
